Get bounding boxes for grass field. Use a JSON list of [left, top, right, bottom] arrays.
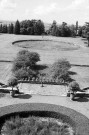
[[0, 34, 89, 88]]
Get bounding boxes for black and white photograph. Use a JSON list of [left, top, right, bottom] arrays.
[[0, 0, 89, 134]]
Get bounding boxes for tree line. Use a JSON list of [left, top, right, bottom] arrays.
[[0, 19, 89, 37], [8, 49, 71, 92], [0, 19, 45, 35]]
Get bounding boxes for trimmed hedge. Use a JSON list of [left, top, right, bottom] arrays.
[[12, 40, 52, 45], [0, 103, 89, 135]]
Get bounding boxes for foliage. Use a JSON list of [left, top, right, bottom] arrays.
[[14, 20, 20, 34], [1, 116, 72, 135], [14, 69, 29, 79], [48, 59, 71, 82], [0, 24, 2, 33], [69, 81, 80, 92], [34, 20, 45, 35], [12, 50, 40, 80], [12, 50, 40, 72], [14, 68, 37, 80], [81, 22, 89, 38], [2, 25, 8, 33], [0, 19, 86, 37], [8, 77, 18, 87], [8, 23, 14, 34], [49, 21, 73, 37], [20, 20, 33, 28], [78, 26, 82, 36], [20, 28, 27, 35]]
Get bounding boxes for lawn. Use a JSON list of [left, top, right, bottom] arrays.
[[0, 62, 12, 84], [0, 34, 89, 88]]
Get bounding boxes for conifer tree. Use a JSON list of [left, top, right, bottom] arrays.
[[8, 23, 14, 34], [0, 24, 2, 33], [14, 20, 20, 34], [2, 25, 8, 33]]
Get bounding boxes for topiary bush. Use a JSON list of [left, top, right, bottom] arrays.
[[8, 77, 18, 88], [68, 81, 80, 92]]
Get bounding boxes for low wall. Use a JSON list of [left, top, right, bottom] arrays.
[[0, 103, 89, 135]]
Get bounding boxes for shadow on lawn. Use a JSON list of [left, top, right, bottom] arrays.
[[33, 64, 48, 71], [73, 94, 89, 102], [14, 94, 32, 99], [68, 71, 77, 75], [74, 97, 89, 102]]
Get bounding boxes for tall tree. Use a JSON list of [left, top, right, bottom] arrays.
[[87, 32, 89, 47], [50, 21, 59, 36], [0, 24, 2, 33], [2, 25, 8, 33], [8, 23, 14, 34], [34, 20, 45, 35], [14, 20, 20, 34]]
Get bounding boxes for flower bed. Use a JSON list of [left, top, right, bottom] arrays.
[[0, 103, 89, 135], [1, 116, 74, 135]]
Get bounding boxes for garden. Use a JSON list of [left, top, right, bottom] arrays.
[[0, 103, 89, 135]]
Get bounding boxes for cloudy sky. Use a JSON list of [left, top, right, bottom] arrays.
[[0, 0, 89, 25]]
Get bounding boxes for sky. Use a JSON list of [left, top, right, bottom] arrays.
[[0, 0, 89, 25]]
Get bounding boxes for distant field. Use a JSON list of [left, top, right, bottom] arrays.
[[0, 34, 89, 88]]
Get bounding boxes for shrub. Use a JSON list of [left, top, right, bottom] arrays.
[[8, 77, 18, 87], [68, 81, 80, 92], [14, 68, 37, 80], [14, 69, 29, 80], [1, 116, 73, 135], [48, 59, 71, 82]]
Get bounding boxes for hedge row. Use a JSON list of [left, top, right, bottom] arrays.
[[12, 39, 52, 45], [0, 103, 89, 135]]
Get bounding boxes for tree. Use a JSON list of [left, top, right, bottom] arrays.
[[27, 27, 34, 35], [8, 77, 18, 90], [20, 20, 33, 28], [20, 28, 27, 35], [8, 23, 14, 34], [8, 77, 18, 86], [34, 20, 45, 35], [8, 77, 18, 97], [49, 20, 58, 36], [14, 20, 20, 34], [0, 24, 2, 33], [12, 50, 40, 80], [60, 22, 71, 37], [2, 25, 8, 33], [49, 59, 71, 82], [69, 25, 76, 37], [14, 68, 37, 80], [87, 32, 89, 47], [16, 50, 40, 67], [14, 69, 29, 80]]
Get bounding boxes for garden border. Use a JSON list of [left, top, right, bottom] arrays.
[[12, 39, 53, 45], [0, 103, 89, 135]]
